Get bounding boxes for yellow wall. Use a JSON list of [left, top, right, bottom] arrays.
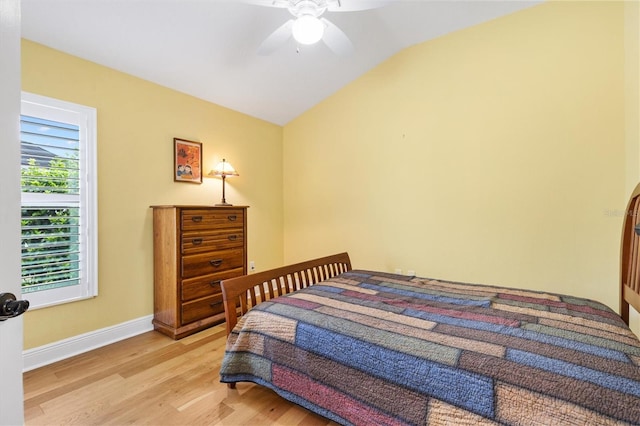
[[21, 40, 284, 349], [284, 1, 630, 313]]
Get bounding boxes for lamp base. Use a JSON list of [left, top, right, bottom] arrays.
[[215, 202, 233, 206]]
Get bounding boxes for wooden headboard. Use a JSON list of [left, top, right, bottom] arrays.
[[621, 183, 640, 324], [220, 252, 352, 336]]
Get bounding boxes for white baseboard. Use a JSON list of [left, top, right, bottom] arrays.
[[23, 314, 154, 372]]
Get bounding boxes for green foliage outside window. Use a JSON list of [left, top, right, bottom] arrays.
[[21, 157, 80, 292]]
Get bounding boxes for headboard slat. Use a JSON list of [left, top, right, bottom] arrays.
[[621, 184, 640, 324], [631, 198, 640, 293]]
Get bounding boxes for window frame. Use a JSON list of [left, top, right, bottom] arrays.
[[20, 92, 98, 309]]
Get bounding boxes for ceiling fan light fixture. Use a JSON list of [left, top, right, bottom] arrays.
[[292, 15, 324, 45]]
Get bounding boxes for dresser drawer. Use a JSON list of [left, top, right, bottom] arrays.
[[181, 294, 224, 325], [181, 209, 243, 231], [181, 248, 244, 278], [181, 268, 244, 302], [181, 229, 244, 255]]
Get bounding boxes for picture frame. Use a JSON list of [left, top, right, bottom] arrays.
[[174, 138, 203, 184]]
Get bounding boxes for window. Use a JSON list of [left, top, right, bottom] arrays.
[[20, 92, 98, 309]]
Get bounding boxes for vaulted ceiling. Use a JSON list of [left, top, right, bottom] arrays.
[[21, 0, 540, 125]]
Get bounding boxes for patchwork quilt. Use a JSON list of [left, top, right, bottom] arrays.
[[219, 270, 640, 425]]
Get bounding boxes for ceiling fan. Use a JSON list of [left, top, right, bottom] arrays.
[[245, 0, 389, 56]]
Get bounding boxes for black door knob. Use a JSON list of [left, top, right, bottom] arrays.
[[0, 293, 29, 321]]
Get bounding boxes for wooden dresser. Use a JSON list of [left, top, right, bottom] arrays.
[[150, 205, 248, 339]]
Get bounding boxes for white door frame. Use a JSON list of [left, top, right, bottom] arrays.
[[0, 0, 25, 424]]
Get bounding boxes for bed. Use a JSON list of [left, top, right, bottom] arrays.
[[219, 190, 640, 425]]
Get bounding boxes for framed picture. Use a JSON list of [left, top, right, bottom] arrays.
[[174, 138, 203, 184]]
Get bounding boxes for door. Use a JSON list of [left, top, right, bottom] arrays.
[[0, 0, 25, 424]]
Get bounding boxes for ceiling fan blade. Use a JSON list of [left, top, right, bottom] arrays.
[[242, 0, 289, 8], [326, 0, 390, 12], [258, 19, 294, 55], [321, 18, 354, 56]]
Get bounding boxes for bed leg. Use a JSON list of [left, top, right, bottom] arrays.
[[227, 383, 236, 389]]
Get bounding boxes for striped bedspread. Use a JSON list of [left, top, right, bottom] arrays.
[[219, 270, 640, 425]]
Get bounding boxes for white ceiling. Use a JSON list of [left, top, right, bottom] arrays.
[[21, 0, 541, 125]]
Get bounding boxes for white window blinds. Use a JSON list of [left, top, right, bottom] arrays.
[[20, 115, 82, 293]]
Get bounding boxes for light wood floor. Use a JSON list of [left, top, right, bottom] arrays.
[[24, 324, 336, 425]]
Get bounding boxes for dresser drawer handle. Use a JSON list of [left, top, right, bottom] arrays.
[[209, 259, 223, 267], [210, 280, 221, 287], [192, 238, 203, 245], [210, 301, 223, 309], [227, 215, 237, 221], [191, 216, 203, 223], [228, 235, 238, 241]]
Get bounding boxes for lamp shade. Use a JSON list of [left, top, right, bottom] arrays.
[[292, 16, 324, 45], [208, 159, 238, 178]]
